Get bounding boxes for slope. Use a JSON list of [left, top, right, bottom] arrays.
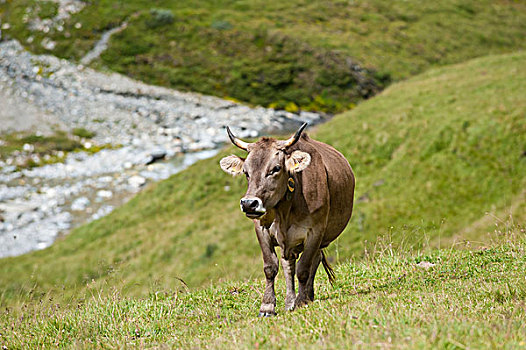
[[1, 0, 525, 112], [0, 51, 524, 304]]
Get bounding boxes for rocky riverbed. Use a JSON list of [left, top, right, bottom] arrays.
[[0, 39, 323, 258]]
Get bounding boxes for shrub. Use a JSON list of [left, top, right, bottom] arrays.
[[211, 20, 233, 31], [37, 2, 59, 19], [147, 8, 175, 28]]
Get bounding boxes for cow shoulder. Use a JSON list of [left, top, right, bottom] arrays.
[[293, 137, 330, 214]]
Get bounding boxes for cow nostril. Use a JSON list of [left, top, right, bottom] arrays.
[[240, 198, 261, 212]]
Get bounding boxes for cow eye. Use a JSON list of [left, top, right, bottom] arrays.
[[269, 165, 281, 176]]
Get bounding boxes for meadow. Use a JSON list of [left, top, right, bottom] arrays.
[[0, 1, 525, 347], [2, 225, 524, 348], [1, 51, 524, 306]]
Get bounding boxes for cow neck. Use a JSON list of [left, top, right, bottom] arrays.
[[273, 173, 295, 211], [259, 174, 294, 228]]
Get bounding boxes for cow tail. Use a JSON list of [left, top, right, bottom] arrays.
[[321, 250, 336, 286]]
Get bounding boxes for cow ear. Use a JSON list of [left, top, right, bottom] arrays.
[[285, 151, 311, 173], [220, 155, 245, 176]]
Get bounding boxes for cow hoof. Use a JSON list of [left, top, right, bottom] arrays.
[[258, 311, 276, 317], [294, 296, 310, 308], [285, 297, 296, 311]]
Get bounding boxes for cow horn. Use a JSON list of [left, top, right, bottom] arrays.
[[226, 126, 250, 151], [282, 122, 308, 149]]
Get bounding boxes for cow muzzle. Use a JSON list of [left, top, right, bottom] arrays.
[[240, 197, 266, 218]]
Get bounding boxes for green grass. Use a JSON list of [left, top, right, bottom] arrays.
[[0, 131, 114, 169], [1, 0, 525, 112], [0, 131, 82, 159], [72, 128, 96, 139], [0, 131, 86, 168], [0, 51, 524, 306], [1, 227, 525, 348]]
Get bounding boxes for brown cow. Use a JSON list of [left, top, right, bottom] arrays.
[[220, 123, 355, 316]]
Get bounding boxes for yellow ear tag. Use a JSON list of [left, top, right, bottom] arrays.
[[287, 177, 295, 192]]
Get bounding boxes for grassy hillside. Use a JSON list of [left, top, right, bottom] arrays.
[[1, 0, 525, 112], [0, 51, 524, 304], [1, 228, 525, 348]]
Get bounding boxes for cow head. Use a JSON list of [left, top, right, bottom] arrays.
[[220, 123, 311, 219]]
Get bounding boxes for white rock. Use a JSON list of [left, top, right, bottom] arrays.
[[128, 175, 146, 188], [98, 176, 113, 184], [416, 261, 436, 269], [96, 190, 112, 199], [71, 197, 90, 211], [23, 143, 34, 152], [41, 38, 57, 51], [90, 205, 114, 221]]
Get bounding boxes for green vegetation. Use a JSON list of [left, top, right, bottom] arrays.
[[1, 228, 525, 348], [72, 127, 96, 139], [0, 131, 114, 169], [34, 1, 58, 20], [1, 1, 524, 346], [0, 131, 84, 168], [0, 4, 525, 343], [0, 131, 82, 158], [0, 52, 524, 306], [146, 8, 175, 29], [1, 0, 525, 112]]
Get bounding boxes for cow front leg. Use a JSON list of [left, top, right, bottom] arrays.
[[255, 224, 279, 317], [295, 231, 322, 308], [281, 257, 296, 311]]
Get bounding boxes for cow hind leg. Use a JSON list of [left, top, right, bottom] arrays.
[[306, 250, 322, 302], [295, 230, 323, 308]]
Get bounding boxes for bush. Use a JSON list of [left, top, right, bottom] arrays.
[[37, 2, 59, 19], [211, 20, 233, 31], [147, 8, 175, 28]]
